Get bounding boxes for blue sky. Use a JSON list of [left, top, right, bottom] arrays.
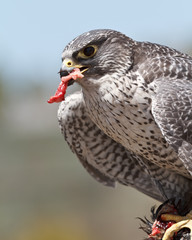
[[1, 0, 192, 87]]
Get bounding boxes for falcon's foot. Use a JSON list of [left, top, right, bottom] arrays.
[[161, 212, 192, 240], [139, 200, 192, 240]]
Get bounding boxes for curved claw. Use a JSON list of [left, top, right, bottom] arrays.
[[162, 212, 192, 240], [162, 219, 192, 240]]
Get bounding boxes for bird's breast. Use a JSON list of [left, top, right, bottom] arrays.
[[83, 76, 186, 176]]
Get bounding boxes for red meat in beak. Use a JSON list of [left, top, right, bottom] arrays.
[[48, 68, 84, 104]]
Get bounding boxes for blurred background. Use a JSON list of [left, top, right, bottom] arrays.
[[1, 0, 192, 239]]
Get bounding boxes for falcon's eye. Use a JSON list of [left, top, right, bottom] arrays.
[[83, 46, 95, 56], [78, 45, 97, 59]]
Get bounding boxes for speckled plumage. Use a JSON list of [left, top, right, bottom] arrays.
[[58, 29, 192, 202]]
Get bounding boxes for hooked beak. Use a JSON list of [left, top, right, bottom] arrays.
[[59, 58, 89, 85]]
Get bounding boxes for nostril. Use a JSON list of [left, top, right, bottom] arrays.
[[67, 61, 72, 66]]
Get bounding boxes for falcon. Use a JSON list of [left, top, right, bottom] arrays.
[[48, 29, 192, 239]]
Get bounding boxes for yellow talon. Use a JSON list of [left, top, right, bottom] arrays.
[[162, 211, 192, 240]]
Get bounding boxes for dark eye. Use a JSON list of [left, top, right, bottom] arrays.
[[77, 45, 98, 59], [83, 46, 95, 57]]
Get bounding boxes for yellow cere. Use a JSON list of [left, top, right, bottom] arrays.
[[64, 58, 74, 67]]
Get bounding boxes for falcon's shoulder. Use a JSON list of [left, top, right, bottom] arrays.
[[132, 41, 192, 84]]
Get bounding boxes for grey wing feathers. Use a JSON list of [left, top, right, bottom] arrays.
[[58, 92, 115, 187], [57, 91, 192, 202], [151, 79, 192, 176]]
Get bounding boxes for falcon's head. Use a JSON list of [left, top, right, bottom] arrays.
[[48, 29, 135, 103], [60, 29, 134, 86]]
